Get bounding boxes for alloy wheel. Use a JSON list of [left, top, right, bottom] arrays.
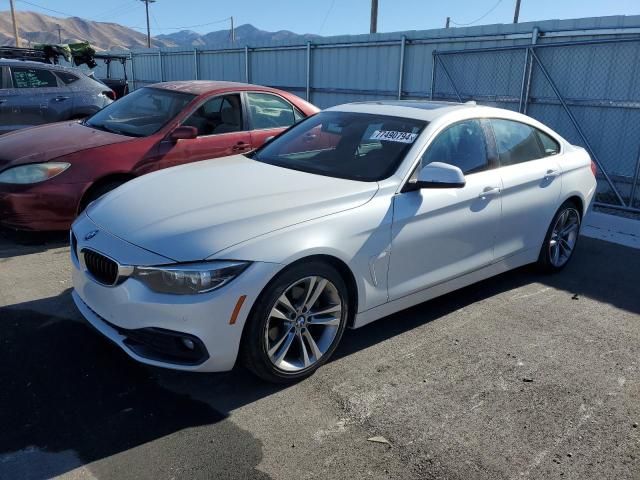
[[549, 207, 580, 267], [264, 276, 343, 372]]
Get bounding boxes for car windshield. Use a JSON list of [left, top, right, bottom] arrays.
[[85, 87, 196, 137], [252, 111, 427, 181]]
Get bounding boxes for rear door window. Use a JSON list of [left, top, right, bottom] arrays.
[[490, 119, 545, 166], [11, 67, 59, 88]]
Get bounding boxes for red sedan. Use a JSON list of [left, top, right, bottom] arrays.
[[0, 81, 318, 231]]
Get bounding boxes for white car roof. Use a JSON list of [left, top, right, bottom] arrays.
[[327, 100, 564, 140], [327, 100, 475, 122]]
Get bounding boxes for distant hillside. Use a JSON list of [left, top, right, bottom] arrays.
[[0, 11, 322, 52], [0, 11, 176, 50], [157, 23, 321, 48]]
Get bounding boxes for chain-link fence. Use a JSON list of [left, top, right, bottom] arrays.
[[432, 37, 640, 213]]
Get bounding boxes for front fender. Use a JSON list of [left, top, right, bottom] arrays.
[[209, 193, 395, 313]]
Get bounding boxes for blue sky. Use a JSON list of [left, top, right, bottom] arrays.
[[4, 0, 640, 36]]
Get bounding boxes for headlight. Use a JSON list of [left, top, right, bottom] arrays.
[[133, 261, 250, 295], [0, 162, 70, 184]]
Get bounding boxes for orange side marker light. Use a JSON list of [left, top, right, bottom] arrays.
[[229, 295, 247, 325]]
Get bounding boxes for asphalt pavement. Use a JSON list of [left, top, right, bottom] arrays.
[[0, 231, 638, 480]]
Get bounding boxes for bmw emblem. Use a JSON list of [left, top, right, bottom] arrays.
[[84, 230, 99, 241]]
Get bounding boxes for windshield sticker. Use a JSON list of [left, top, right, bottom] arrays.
[[370, 130, 418, 143]]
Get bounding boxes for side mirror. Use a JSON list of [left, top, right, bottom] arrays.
[[407, 162, 466, 191], [168, 126, 198, 142]]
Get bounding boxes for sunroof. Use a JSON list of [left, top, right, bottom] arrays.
[[352, 100, 464, 110]]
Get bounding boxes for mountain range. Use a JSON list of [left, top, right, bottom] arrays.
[[0, 11, 320, 51]]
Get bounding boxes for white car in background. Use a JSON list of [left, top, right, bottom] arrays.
[[71, 100, 597, 383]]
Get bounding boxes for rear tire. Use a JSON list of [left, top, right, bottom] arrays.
[[537, 201, 581, 273], [241, 260, 349, 383]]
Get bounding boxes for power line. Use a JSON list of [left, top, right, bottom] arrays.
[[450, 0, 503, 26], [318, 0, 336, 34], [16, 0, 74, 17], [93, 0, 141, 21], [144, 17, 232, 31], [12, 0, 236, 37]]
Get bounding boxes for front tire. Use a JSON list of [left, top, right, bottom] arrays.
[[241, 260, 349, 383], [537, 201, 581, 272]]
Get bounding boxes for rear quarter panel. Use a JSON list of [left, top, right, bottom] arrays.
[[559, 145, 597, 216]]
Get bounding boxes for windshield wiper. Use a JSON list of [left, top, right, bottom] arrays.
[[87, 122, 140, 137]]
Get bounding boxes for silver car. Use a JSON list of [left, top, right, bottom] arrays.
[[0, 59, 113, 134]]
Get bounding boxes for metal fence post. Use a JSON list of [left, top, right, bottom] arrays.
[[520, 27, 538, 114], [244, 46, 250, 83], [306, 41, 312, 101], [530, 49, 626, 207], [397, 35, 406, 99], [193, 48, 199, 80], [129, 52, 136, 90], [430, 50, 436, 100], [629, 147, 640, 209], [158, 49, 164, 82]]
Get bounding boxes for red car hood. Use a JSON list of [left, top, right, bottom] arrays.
[[0, 121, 132, 170]]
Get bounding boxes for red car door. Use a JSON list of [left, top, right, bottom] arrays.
[[245, 92, 305, 148], [154, 93, 252, 169]]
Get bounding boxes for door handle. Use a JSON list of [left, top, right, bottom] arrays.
[[232, 141, 251, 151], [54, 96, 70, 102], [544, 169, 560, 179], [478, 186, 501, 198]]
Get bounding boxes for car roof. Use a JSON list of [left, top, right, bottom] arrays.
[[327, 100, 477, 122], [149, 80, 287, 96], [0, 58, 85, 73]]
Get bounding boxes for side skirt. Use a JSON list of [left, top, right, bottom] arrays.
[[352, 249, 536, 329]]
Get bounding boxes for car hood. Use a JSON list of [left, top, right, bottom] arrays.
[[0, 121, 131, 170], [87, 155, 378, 262]]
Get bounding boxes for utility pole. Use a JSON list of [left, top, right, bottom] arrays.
[[513, 0, 521, 23], [445, 16, 450, 28], [140, 0, 156, 48], [56, 24, 62, 43], [370, 0, 378, 34], [230, 16, 235, 44], [9, 0, 21, 48]]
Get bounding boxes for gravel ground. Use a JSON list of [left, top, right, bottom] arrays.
[[0, 232, 638, 480]]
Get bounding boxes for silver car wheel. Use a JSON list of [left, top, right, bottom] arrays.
[[264, 276, 343, 372], [549, 207, 580, 267]]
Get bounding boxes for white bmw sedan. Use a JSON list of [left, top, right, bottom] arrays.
[[71, 100, 596, 382]]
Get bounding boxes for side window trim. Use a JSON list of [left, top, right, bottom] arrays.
[[245, 91, 299, 131], [0, 66, 11, 89]]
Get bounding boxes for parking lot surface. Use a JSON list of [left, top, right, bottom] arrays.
[[1, 232, 638, 480]]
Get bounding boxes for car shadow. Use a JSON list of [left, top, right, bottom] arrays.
[[0, 292, 275, 480], [0, 237, 637, 479], [0, 228, 69, 259]]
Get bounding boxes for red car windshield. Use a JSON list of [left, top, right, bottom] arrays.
[[85, 87, 196, 137]]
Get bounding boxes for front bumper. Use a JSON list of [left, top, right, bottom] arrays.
[[0, 182, 87, 231], [71, 214, 283, 372]]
